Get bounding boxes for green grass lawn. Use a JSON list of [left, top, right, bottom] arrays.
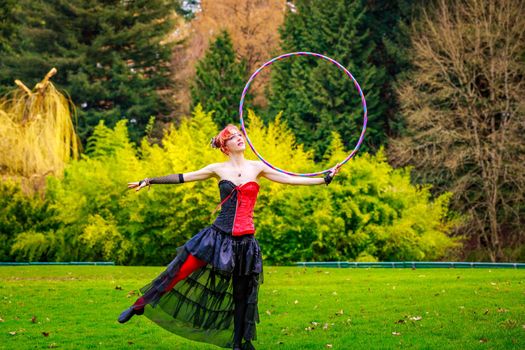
[[0, 265, 523, 350]]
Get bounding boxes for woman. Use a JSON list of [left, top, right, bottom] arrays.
[[118, 124, 340, 350]]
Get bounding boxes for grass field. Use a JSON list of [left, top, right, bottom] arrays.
[[0, 265, 523, 350]]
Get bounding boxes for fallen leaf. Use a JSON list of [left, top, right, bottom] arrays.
[[497, 308, 509, 313], [0, 317, 4, 322], [326, 344, 333, 348], [392, 332, 401, 336], [335, 309, 344, 316], [323, 323, 329, 330], [9, 331, 16, 335]]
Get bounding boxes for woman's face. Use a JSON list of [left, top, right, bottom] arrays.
[[224, 130, 245, 154]]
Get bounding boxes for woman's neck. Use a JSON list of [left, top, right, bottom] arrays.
[[228, 151, 246, 167]]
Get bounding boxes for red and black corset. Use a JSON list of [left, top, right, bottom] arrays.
[[211, 179, 260, 236]]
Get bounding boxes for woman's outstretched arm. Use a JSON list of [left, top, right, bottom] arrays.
[[182, 163, 219, 182], [257, 161, 340, 185], [128, 163, 218, 191]]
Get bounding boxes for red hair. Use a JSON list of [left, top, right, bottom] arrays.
[[210, 124, 240, 155]]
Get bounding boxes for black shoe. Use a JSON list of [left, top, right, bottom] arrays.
[[118, 306, 144, 323], [242, 341, 256, 350]]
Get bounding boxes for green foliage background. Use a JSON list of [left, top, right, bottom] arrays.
[[268, 0, 385, 160], [191, 30, 252, 127], [1, 106, 459, 265], [0, 0, 177, 145]]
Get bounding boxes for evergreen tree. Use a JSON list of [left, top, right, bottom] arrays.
[[268, 0, 386, 161], [191, 30, 251, 128], [364, 0, 427, 137], [0, 0, 178, 145], [0, 0, 19, 54]]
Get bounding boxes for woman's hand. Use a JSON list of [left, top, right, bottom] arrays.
[[324, 162, 342, 185], [128, 179, 150, 192], [331, 162, 342, 177]]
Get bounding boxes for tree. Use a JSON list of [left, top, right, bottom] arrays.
[[268, 0, 386, 161], [0, 0, 178, 145], [0, 0, 20, 55], [389, 0, 525, 261], [190, 30, 251, 127], [363, 0, 427, 137], [0, 69, 81, 193], [170, 0, 286, 118]]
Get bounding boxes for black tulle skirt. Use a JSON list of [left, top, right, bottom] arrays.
[[138, 224, 264, 348]]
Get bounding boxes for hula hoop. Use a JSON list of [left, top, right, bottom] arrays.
[[239, 51, 367, 176]]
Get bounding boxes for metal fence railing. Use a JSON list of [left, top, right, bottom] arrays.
[[0, 262, 115, 266], [295, 261, 525, 269], [1, 261, 523, 269]]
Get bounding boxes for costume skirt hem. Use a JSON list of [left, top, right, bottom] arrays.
[[137, 225, 264, 348]]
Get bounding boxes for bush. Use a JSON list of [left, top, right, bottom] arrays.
[[6, 106, 461, 264]]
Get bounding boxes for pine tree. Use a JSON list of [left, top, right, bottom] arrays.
[[190, 30, 252, 128], [268, 0, 386, 161], [0, 0, 178, 145], [364, 0, 426, 137], [0, 0, 19, 55]]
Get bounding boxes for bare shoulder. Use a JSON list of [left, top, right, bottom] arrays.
[[205, 162, 223, 173], [206, 162, 220, 169], [250, 159, 264, 170], [212, 161, 228, 170]]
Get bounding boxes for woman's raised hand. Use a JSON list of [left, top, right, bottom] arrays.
[[329, 162, 342, 177], [128, 179, 149, 192], [323, 162, 342, 185]]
